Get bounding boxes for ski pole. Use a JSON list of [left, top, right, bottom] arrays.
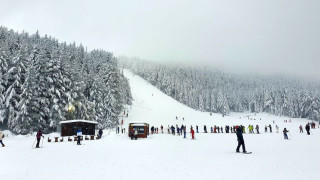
[[288, 132, 293, 139]]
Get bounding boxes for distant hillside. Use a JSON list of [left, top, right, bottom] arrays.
[[0, 27, 132, 134], [120, 57, 320, 121]]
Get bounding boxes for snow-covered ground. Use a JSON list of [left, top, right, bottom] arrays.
[[1, 69, 320, 180]]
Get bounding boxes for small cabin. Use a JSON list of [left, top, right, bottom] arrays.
[[59, 120, 98, 137], [128, 123, 149, 138]]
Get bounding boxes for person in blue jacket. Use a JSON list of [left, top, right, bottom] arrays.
[[77, 129, 82, 145]]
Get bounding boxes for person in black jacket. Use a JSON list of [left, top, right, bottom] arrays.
[[305, 123, 310, 135], [236, 126, 247, 153]]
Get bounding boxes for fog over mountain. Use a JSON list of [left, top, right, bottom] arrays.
[[1, 0, 319, 80]]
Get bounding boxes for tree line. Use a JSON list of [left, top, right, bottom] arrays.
[[120, 57, 320, 121], [0, 27, 132, 134]]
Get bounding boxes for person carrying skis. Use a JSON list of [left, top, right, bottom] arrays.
[[77, 129, 82, 145], [283, 128, 289, 139], [236, 126, 247, 153], [36, 129, 44, 148], [0, 130, 5, 147]]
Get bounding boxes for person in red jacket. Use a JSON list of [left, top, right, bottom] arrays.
[[36, 129, 44, 148], [191, 128, 195, 140]]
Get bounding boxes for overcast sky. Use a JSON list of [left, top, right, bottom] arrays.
[[1, 0, 320, 79]]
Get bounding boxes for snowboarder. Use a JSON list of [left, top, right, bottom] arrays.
[[0, 130, 5, 147], [36, 129, 44, 148], [236, 126, 247, 153], [77, 129, 82, 145], [98, 129, 103, 138], [305, 123, 310, 135], [283, 128, 289, 139]]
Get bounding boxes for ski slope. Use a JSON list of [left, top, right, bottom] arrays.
[[1, 69, 320, 180]]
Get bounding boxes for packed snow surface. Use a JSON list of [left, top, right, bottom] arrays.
[[1, 69, 320, 180]]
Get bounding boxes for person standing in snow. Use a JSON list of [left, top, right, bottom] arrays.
[[183, 125, 186, 138], [161, 125, 164, 133], [98, 129, 103, 138], [134, 129, 138, 140], [36, 129, 44, 148], [305, 123, 310, 135], [255, 125, 260, 134], [204, 125, 207, 133], [269, 124, 272, 133], [0, 130, 5, 147], [283, 128, 289, 139], [265, 125, 268, 133], [196, 125, 199, 133], [77, 129, 82, 145], [299, 125, 303, 133], [191, 128, 195, 140], [236, 126, 247, 153]]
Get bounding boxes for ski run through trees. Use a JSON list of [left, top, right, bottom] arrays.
[[120, 57, 320, 122]]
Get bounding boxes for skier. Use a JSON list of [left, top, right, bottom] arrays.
[[255, 125, 259, 134], [36, 129, 44, 148], [305, 123, 310, 135], [0, 130, 5, 147], [220, 126, 223, 133], [161, 125, 164, 133], [204, 125, 207, 133], [191, 128, 195, 140], [236, 126, 247, 153], [196, 125, 199, 133], [269, 124, 272, 133], [265, 125, 268, 133], [183, 125, 186, 138], [167, 125, 170, 134], [98, 129, 103, 138], [275, 125, 279, 133], [77, 129, 82, 145], [283, 128, 289, 139]]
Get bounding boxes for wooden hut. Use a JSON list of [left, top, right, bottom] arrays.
[[128, 122, 149, 138], [59, 120, 98, 137]]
